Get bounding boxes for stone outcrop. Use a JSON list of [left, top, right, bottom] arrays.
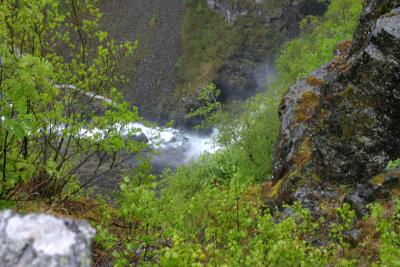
[[268, 0, 400, 202], [345, 167, 400, 217], [206, 0, 251, 24], [0, 210, 95, 267], [206, 0, 327, 26]]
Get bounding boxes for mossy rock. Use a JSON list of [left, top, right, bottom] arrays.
[[369, 168, 400, 189], [295, 91, 320, 124]]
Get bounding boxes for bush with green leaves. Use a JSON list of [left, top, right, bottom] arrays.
[[215, 93, 280, 182], [187, 83, 222, 128], [0, 0, 145, 203], [386, 159, 400, 171], [371, 200, 400, 266]]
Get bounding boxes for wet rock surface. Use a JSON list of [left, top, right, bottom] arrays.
[[268, 0, 400, 203], [343, 229, 362, 246], [313, 2, 400, 183], [206, 0, 328, 26], [0, 210, 95, 267], [291, 186, 339, 216]]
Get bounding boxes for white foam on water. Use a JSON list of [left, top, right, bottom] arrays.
[[182, 129, 220, 162], [47, 86, 220, 165], [72, 121, 219, 165], [129, 123, 220, 163]]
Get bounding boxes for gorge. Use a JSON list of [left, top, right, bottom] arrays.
[[86, 0, 331, 177], [99, 0, 329, 125], [1, 0, 400, 266], [77, 0, 331, 182]]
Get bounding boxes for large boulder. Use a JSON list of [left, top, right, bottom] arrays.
[[0, 210, 95, 267], [268, 0, 400, 202]]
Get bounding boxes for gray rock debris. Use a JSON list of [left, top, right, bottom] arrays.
[[0, 210, 95, 267]]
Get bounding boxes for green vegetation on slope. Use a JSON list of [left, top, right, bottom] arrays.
[[0, 0, 146, 205], [177, 0, 241, 99], [92, 0, 400, 265], [3, 0, 400, 266], [177, 0, 295, 115], [275, 0, 363, 90]]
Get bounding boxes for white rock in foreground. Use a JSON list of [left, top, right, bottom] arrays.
[[0, 210, 95, 267]]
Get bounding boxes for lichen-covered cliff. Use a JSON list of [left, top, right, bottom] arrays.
[[267, 0, 400, 206]]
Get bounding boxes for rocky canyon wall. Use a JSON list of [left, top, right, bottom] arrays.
[[99, 0, 184, 123], [207, 0, 328, 102], [99, 0, 327, 125]]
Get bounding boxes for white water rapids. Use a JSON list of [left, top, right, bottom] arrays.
[[78, 122, 220, 168], [56, 84, 220, 167], [129, 123, 220, 167]]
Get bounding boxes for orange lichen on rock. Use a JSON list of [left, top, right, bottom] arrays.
[[263, 176, 286, 199], [263, 138, 312, 200], [295, 91, 319, 123], [370, 174, 386, 186], [292, 138, 311, 169], [307, 76, 325, 86], [336, 40, 352, 54]]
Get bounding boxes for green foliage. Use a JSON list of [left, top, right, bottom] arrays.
[[94, 162, 163, 265], [157, 177, 329, 266], [118, 162, 160, 230], [371, 201, 400, 266], [98, 153, 400, 266], [187, 83, 222, 128], [0, 0, 145, 202], [386, 158, 400, 171], [274, 0, 362, 90], [214, 93, 280, 182], [330, 203, 356, 249], [178, 0, 241, 96]]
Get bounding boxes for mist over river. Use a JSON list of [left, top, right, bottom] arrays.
[[59, 84, 220, 168], [77, 121, 220, 196], [130, 123, 220, 169]]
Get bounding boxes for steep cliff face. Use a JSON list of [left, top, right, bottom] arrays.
[[206, 0, 251, 24], [206, 0, 326, 28], [98, 0, 327, 125], [99, 0, 184, 123], [268, 0, 400, 202], [208, 0, 328, 102]]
